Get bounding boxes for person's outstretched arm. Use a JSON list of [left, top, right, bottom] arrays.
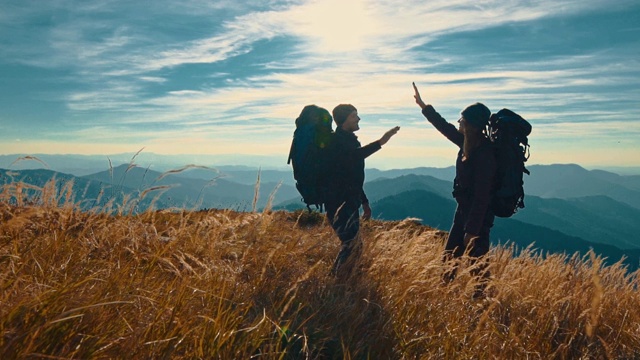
[[413, 82, 463, 147], [357, 126, 400, 158], [359, 125, 399, 220]]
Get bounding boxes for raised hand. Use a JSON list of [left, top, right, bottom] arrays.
[[413, 82, 427, 109], [379, 126, 400, 146]]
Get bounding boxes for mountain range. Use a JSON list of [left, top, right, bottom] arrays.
[[1, 156, 639, 269], [0, 164, 299, 212]]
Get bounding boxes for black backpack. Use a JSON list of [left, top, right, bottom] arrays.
[[488, 108, 532, 218], [287, 105, 334, 211]]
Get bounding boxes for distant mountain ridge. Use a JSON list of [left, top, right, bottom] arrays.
[[82, 164, 298, 211], [193, 163, 640, 211], [513, 195, 640, 249], [0, 168, 173, 211], [0, 165, 296, 212], [3, 154, 640, 204], [0, 153, 287, 177], [526, 164, 640, 209]]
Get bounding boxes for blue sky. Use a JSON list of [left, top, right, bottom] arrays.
[[1, 0, 639, 169]]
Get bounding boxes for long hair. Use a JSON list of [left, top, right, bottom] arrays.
[[462, 124, 487, 160]]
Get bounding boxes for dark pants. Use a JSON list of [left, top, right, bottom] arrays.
[[443, 204, 494, 292], [444, 205, 492, 258], [326, 201, 361, 274]]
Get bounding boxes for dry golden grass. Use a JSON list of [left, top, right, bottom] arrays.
[[1, 180, 640, 359]]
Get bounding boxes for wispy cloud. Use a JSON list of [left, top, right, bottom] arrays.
[[1, 0, 639, 168]]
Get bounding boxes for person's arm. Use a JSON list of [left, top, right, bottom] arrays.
[[464, 147, 496, 236], [413, 82, 464, 147], [357, 141, 382, 159]]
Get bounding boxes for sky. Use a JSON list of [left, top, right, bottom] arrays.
[[1, 0, 639, 170]]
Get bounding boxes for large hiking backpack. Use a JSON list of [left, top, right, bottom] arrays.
[[488, 108, 532, 218], [287, 105, 334, 211]]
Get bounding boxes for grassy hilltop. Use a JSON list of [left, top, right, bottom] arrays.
[[1, 189, 640, 358]]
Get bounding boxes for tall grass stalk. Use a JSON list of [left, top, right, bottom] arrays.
[[252, 168, 261, 213]]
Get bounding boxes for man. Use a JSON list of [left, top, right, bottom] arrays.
[[326, 104, 400, 274]]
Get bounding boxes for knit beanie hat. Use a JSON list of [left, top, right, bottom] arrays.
[[332, 104, 357, 127], [461, 102, 491, 130]]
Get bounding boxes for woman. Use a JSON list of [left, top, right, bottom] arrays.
[[413, 83, 496, 287]]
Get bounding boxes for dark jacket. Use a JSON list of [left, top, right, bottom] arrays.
[[422, 105, 496, 235], [326, 127, 381, 209]]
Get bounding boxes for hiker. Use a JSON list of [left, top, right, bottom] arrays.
[[413, 83, 496, 289], [326, 104, 400, 274]]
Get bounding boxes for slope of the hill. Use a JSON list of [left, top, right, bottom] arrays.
[[1, 201, 639, 358]]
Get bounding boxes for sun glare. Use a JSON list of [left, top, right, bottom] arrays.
[[290, 0, 381, 53]]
